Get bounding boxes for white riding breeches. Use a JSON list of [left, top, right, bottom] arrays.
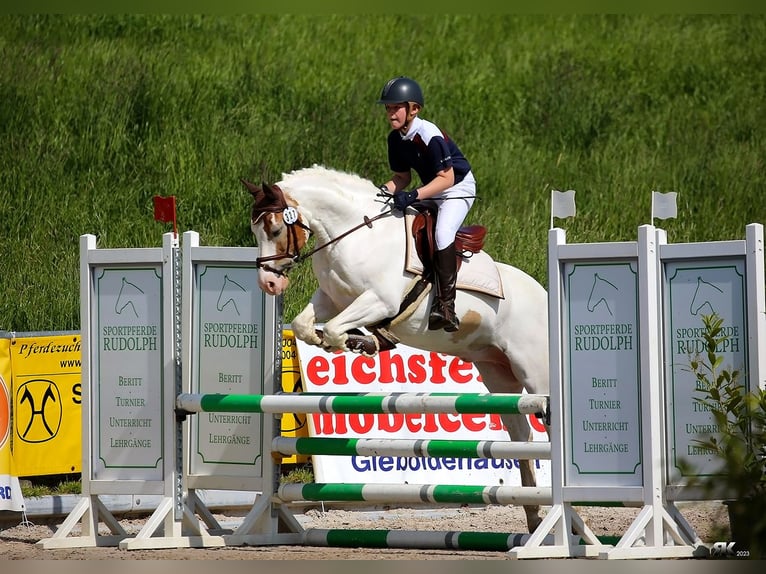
[[422, 171, 476, 250]]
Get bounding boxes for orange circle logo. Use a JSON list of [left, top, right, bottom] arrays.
[[0, 376, 9, 449]]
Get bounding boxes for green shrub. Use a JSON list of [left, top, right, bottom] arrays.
[[689, 313, 766, 559]]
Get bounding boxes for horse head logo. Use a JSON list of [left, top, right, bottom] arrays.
[[114, 277, 145, 318], [586, 273, 619, 316], [689, 276, 725, 316], [216, 274, 247, 316]]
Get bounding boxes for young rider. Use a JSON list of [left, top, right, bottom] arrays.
[[376, 76, 476, 332]]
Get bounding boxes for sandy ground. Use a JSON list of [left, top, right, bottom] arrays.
[[0, 500, 731, 561]]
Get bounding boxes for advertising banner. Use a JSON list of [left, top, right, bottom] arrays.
[[295, 337, 550, 486], [187, 262, 267, 478], [0, 337, 25, 511], [6, 333, 82, 477], [1, 328, 306, 481], [665, 259, 748, 482], [280, 330, 309, 464], [562, 262, 643, 487]]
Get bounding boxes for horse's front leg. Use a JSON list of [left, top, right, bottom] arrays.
[[291, 288, 339, 347], [321, 289, 398, 351]]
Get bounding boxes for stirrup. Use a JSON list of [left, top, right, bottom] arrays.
[[428, 302, 459, 332]]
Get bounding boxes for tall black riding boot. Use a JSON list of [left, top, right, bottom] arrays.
[[428, 243, 460, 332]]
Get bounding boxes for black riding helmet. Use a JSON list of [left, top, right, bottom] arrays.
[[377, 76, 424, 107]]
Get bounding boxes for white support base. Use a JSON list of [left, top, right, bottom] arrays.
[[598, 503, 703, 559], [224, 496, 305, 546], [508, 503, 609, 559], [510, 501, 705, 560], [36, 493, 232, 550], [36, 495, 129, 549], [120, 496, 228, 550]]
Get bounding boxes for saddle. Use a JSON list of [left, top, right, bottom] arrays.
[[341, 207, 492, 358], [410, 205, 487, 278]]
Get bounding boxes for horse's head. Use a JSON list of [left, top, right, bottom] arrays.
[[242, 178, 310, 296]]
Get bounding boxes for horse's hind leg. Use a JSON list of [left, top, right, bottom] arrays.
[[503, 412, 543, 533], [474, 359, 544, 533]]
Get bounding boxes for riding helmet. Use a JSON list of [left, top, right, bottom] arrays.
[[377, 76, 424, 106]]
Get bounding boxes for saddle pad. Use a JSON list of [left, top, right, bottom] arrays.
[[404, 214, 505, 299]]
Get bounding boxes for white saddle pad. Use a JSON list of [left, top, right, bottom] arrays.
[[404, 214, 504, 299]]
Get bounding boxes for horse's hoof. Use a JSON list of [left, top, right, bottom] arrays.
[[344, 334, 379, 357]]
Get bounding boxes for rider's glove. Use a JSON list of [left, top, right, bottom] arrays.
[[393, 189, 419, 211]]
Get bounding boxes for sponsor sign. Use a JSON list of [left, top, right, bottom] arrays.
[[92, 267, 165, 481], [563, 262, 643, 486], [280, 330, 309, 464], [6, 334, 82, 476], [188, 264, 266, 477], [296, 338, 550, 486], [664, 260, 747, 481]]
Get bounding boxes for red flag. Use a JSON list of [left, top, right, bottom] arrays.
[[153, 195, 177, 236]]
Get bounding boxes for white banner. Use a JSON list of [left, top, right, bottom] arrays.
[[295, 337, 550, 487]]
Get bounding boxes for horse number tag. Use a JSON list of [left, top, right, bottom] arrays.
[[283, 206, 299, 225]]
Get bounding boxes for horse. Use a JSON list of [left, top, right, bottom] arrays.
[[243, 165, 550, 532]]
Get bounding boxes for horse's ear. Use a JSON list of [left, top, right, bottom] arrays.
[[240, 178, 260, 197], [261, 181, 277, 200]]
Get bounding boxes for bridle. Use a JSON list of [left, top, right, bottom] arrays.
[[251, 183, 393, 277]]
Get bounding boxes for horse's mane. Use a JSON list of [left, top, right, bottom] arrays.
[[279, 164, 378, 201]]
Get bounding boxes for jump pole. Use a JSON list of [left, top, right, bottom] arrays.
[[302, 529, 622, 552], [272, 436, 551, 460], [176, 392, 549, 417], [278, 482, 552, 506]]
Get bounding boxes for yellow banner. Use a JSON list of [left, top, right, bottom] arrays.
[[9, 334, 82, 476], [279, 329, 309, 464], [5, 331, 307, 477]]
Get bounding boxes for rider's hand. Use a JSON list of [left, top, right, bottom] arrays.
[[393, 189, 419, 211]]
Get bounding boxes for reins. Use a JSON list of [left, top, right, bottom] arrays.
[[289, 190, 477, 264], [294, 212, 391, 263], [253, 188, 396, 275], [253, 187, 477, 276]]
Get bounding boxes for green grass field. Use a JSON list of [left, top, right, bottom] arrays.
[[1, 14, 764, 330]]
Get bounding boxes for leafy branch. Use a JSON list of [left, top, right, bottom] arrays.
[[690, 313, 766, 501]]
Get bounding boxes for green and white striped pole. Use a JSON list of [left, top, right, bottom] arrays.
[[277, 482, 552, 505], [302, 529, 621, 551], [176, 392, 549, 416], [272, 436, 551, 460]]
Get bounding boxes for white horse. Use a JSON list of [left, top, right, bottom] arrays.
[[244, 164, 549, 532]]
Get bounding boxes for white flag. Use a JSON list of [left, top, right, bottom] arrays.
[[551, 189, 576, 219], [652, 191, 678, 220]]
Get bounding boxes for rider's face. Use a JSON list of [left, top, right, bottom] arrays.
[[384, 102, 412, 132]]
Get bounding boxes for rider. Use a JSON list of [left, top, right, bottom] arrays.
[[376, 76, 476, 332]]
